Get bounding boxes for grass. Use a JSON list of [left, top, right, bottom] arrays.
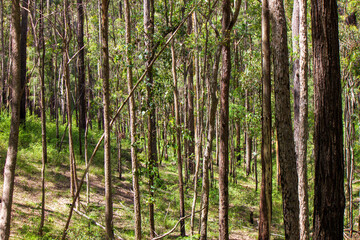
[[2, 111, 358, 239]]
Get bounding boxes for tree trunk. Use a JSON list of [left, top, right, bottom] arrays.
[[269, 0, 300, 238], [19, 0, 29, 125], [200, 46, 220, 240], [258, 0, 272, 237], [63, 0, 79, 210], [311, 0, 345, 238], [0, 0, 21, 238], [39, 0, 47, 235], [0, 0, 6, 110], [218, 0, 241, 238], [144, 0, 157, 237], [77, 0, 86, 156], [100, 0, 114, 238], [297, 0, 309, 238], [171, 37, 186, 237], [125, 0, 142, 238]]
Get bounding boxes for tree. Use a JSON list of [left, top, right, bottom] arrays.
[[39, 0, 47, 236], [269, 0, 300, 238], [100, 0, 114, 238], [125, 0, 141, 238], [258, 0, 272, 237], [143, 0, 158, 237], [77, 0, 86, 156], [311, 0, 345, 238], [19, 0, 29, 124], [171, 38, 186, 237], [297, 0, 309, 238], [0, 0, 22, 238], [218, 0, 241, 238]]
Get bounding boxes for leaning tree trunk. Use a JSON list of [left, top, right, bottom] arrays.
[[258, 0, 272, 237], [125, 0, 142, 238], [311, 0, 345, 238], [100, 0, 114, 238], [0, 0, 21, 238], [269, 0, 300, 238]]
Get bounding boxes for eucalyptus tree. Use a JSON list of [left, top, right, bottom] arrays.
[[269, 0, 300, 238], [311, 0, 345, 238], [218, 0, 241, 238]]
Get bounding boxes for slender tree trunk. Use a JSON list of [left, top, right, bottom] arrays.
[[77, 0, 86, 156], [270, 0, 300, 238], [39, 0, 47, 236], [0, 0, 5, 110], [63, 0, 79, 210], [245, 90, 252, 176], [125, 0, 142, 238], [292, 0, 299, 153], [218, 0, 241, 237], [297, 0, 309, 238], [258, 0, 272, 237], [144, 0, 157, 237], [311, 0, 345, 238], [0, 0, 21, 238], [19, 0, 29, 125], [100, 0, 114, 238], [200, 46, 220, 240], [171, 38, 186, 237]]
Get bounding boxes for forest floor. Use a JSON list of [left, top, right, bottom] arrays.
[[0, 114, 357, 239]]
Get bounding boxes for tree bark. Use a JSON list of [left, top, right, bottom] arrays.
[[0, 0, 21, 238], [311, 0, 345, 238], [258, 0, 272, 237], [125, 0, 142, 238], [269, 0, 300, 238]]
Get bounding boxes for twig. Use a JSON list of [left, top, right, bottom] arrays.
[[152, 208, 205, 240]]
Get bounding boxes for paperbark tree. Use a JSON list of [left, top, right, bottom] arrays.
[[269, 0, 300, 238], [258, 0, 272, 237], [311, 0, 345, 238], [0, 0, 21, 238], [125, 0, 141, 238]]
